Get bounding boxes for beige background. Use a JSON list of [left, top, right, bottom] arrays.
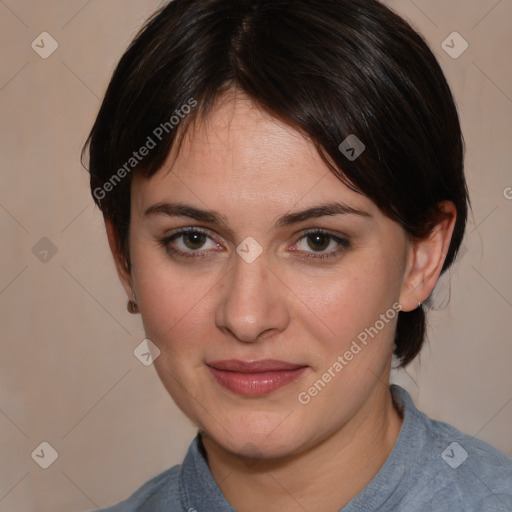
[[0, 0, 511, 510]]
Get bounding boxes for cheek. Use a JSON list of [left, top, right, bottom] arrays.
[[131, 244, 216, 358], [291, 258, 403, 398], [297, 252, 401, 341], [297, 265, 399, 401]]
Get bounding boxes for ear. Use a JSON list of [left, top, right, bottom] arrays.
[[399, 201, 457, 312], [105, 218, 134, 301]]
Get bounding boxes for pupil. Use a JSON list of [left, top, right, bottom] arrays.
[[308, 234, 329, 251], [185, 232, 206, 249]]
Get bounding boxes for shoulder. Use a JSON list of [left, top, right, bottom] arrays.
[[394, 386, 512, 511], [93, 464, 182, 512], [425, 414, 512, 510]]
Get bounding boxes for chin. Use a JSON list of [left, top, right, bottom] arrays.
[[201, 413, 316, 461]]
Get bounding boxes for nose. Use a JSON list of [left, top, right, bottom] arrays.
[[215, 255, 290, 343]]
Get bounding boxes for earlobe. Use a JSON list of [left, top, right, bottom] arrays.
[[104, 217, 134, 301], [399, 202, 457, 312]]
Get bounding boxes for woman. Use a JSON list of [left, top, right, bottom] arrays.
[[83, 0, 512, 510]]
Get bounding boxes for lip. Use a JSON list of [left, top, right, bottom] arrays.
[[206, 359, 308, 397]]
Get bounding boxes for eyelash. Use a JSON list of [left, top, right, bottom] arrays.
[[158, 227, 350, 261]]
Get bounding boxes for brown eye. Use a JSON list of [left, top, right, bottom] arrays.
[[183, 232, 208, 250], [307, 233, 331, 252], [159, 228, 223, 259], [294, 230, 350, 260]]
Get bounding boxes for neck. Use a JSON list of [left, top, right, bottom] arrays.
[[202, 382, 403, 512]]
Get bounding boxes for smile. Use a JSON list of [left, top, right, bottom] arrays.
[[206, 359, 308, 397]]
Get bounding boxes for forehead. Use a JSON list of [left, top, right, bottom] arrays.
[[132, 92, 377, 218], [173, 93, 325, 182]]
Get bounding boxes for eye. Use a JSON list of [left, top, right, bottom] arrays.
[[159, 228, 349, 261], [293, 230, 350, 260], [159, 228, 222, 258]]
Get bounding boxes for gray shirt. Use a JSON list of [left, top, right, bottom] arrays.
[[94, 385, 512, 511]]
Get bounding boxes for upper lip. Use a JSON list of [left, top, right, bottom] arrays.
[[206, 359, 306, 373]]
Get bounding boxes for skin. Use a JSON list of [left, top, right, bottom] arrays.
[[106, 90, 456, 512]]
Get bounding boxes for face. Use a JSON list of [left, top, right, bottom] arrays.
[[125, 92, 414, 459]]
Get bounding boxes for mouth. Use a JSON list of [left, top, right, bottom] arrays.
[[206, 359, 308, 397]]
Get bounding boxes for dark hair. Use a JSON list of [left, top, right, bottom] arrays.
[[82, 0, 469, 367]]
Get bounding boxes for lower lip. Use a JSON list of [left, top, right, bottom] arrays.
[[207, 366, 307, 397]]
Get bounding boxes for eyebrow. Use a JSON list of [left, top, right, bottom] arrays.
[[142, 201, 371, 228]]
